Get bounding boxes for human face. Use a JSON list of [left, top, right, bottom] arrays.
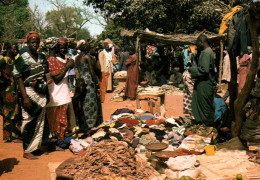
[[196, 40, 203, 52], [174, 67, 180, 72], [9, 44, 19, 58], [28, 37, 40, 53], [59, 44, 68, 56]]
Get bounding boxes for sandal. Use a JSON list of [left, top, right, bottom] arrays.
[[23, 153, 38, 160]]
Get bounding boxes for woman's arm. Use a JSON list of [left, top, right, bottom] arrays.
[[84, 55, 100, 85], [18, 77, 31, 108]]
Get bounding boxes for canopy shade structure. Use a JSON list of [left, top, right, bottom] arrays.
[[121, 29, 226, 46]]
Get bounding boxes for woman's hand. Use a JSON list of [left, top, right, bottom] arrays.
[[23, 96, 32, 108], [66, 59, 74, 69]]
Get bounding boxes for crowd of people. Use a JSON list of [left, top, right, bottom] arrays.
[[0, 30, 257, 160], [0, 30, 142, 159]]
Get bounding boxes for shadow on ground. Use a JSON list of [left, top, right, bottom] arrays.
[[0, 158, 19, 176]]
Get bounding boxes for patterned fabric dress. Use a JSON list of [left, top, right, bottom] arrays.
[[0, 56, 21, 141], [183, 69, 194, 115], [75, 62, 102, 131], [14, 52, 49, 153], [46, 56, 71, 141]]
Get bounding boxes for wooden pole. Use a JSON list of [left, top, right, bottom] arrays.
[[218, 39, 224, 91], [136, 35, 141, 64]]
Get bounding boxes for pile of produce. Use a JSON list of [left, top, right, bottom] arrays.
[[59, 139, 159, 180]]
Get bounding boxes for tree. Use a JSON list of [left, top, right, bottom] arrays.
[[97, 19, 124, 47], [0, 0, 33, 40], [29, 5, 47, 37], [45, 0, 92, 38], [73, 28, 91, 40], [84, 0, 231, 34]]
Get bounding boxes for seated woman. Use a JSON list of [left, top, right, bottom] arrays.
[[168, 62, 184, 88]]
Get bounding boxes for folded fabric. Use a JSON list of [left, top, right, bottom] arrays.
[[112, 108, 135, 115], [70, 139, 83, 153], [56, 136, 75, 149]]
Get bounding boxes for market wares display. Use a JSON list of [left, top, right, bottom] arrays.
[[56, 139, 160, 180], [59, 107, 260, 179], [146, 143, 168, 151]]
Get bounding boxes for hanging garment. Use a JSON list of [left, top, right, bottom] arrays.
[[219, 6, 243, 35]]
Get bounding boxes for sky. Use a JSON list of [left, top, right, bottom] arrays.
[[28, 0, 105, 37]]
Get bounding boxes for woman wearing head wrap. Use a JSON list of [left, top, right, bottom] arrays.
[[0, 42, 22, 142], [73, 41, 103, 131], [14, 31, 49, 159], [45, 37, 74, 147]]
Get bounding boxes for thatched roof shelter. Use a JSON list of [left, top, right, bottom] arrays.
[[121, 29, 226, 46]]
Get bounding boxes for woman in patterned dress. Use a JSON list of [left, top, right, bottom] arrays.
[[0, 42, 21, 142], [183, 62, 194, 115], [74, 41, 103, 131], [14, 31, 50, 160], [45, 37, 74, 143]]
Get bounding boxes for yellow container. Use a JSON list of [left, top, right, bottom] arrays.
[[205, 145, 217, 156]]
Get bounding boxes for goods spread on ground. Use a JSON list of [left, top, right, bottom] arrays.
[[56, 108, 260, 180]]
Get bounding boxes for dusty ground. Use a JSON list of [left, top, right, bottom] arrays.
[[0, 93, 183, 180]]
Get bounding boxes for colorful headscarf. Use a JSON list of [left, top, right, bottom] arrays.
[[24, 31, 40, 43], [76, 40, 86, 48], [45, 37, 58, 49], [58, 38, 68, 45]]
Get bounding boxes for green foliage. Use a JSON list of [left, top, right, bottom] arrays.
[[72, 28, 91, 40], [45, 4, 92, 39], [97, 20, 124, 48], [0, 0, 33, 40], [85, 0, 232, 34]]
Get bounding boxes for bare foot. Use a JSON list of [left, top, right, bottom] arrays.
[[12, 139, 23, 143], [23, 153, 38, 160], [220, 127, 230, 132]]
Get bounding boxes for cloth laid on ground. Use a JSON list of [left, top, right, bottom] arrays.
[[184, 124, 218, 140], [114, 71, 127, 77], [58, 139, 160, 179], [217, 137, 246, 150], [197, 149, 260, 179], [161, 85, 183, 95], [117, 118, 140, 128], [165, 155, 200, 179], [112, 108, 135, 115], [178, 134, 211, 153], [240, 98, 260, 142], [56, 136, 75, 149], [139, 112, 154, 120]]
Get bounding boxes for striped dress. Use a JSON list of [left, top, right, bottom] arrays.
[[14, 52, 49, 153]]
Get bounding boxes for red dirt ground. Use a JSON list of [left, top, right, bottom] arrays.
[[0, 93, 183, 180]]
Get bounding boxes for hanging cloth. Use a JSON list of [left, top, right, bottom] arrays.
[[219, 6, 243, 35]]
